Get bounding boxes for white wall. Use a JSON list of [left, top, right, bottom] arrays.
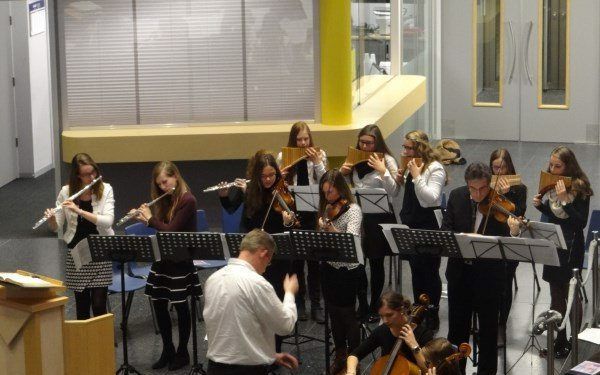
[[10, 0, 54, 178]]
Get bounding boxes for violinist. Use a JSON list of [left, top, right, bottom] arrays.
[[317, 169, 363, 375], [421, 338, 463, 375], [489, 148, 527, 327], [340, 124, 400, 322], [218, 151, 296, 354], [529, 146, 593, 358], [396, 131, 446, 331], [277, 121, 327, 323], [344, 291, 433, 375], [442, 162, 508, 375]]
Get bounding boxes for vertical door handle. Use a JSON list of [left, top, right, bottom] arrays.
[[508, 21, 516, 83], [523, 21, 534, 85]]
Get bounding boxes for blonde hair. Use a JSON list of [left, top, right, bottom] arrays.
[[405, 130, 440, 169]]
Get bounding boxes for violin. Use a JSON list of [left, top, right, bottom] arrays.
[[369, 294, 430, 375], [434, 343, 471, 372], [271, 178, 300, 226], [324, 198, 350, 224], [477, 190, 517, 224]]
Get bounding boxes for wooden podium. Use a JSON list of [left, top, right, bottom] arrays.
[[0, 270, 68, 375]]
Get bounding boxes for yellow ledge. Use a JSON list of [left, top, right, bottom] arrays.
[[62, 75, 426, 163]]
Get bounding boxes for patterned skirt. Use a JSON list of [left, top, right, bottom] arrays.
[[65, 250, 112, 292], [145, 260, 202, 304]]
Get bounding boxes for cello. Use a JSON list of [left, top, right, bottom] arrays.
[[369, 294, 430, 375]]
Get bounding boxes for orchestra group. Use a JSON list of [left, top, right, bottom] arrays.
[[43, 121, 593, 375]]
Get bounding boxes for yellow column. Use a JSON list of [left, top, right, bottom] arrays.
[[320, 0, 352, 125]]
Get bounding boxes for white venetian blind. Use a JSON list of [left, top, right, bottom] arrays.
[[60, 0, 314, 127], [245, 0, 315, 120], [61, 0, 137, 126]]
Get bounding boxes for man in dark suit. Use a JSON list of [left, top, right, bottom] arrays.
[[442, 162, 509, 375]]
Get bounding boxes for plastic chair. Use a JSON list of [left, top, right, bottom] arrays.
[[197, 209, 210, 232], [124, 222, 156, 278], [221, 204, 243, 233]]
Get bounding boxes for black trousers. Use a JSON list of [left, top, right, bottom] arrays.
[[447, 267, 501, 375], [408, 255, 442, 307], [207, 360, 269, 375], [499, 261, 518, 325], [292, 259, 321, 307]]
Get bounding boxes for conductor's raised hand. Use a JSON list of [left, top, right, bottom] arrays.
[[274, 352, 299, 370], [283, 273, 299, 295]]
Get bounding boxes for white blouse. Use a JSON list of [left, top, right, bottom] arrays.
[[276, 149, 328, 185], [326, 203, 363, 270], [348, 154, 399, 198], [407, 160, 446, 208]]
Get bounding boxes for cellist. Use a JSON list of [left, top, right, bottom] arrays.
[[344, 291, 433, 375]]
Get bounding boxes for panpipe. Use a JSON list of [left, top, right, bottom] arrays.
[[280, 147, 320, 170], [490, 174, 522, 187], [400, 156, 423, 171], [345, 147, 384, 166], [538, 170, 572, 195]]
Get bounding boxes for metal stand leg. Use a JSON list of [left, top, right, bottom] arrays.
[[188, 289, 207, 375], [115, 262, 142, 375]]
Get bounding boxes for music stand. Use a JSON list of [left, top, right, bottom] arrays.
[[380, 224, 463, 259], [88, 234, 157, 375], [157, 232, 225, 375], [223, 233, 295, 261], [289, 185, 319, 212], [289, 229, 364, 375]]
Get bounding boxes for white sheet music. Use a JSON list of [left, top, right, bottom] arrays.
[[354, 188, 392, 214], [454, 233, 500, 259], [499, 236, 559, 266], [379, 223, 409, 254], [353, 235, 365, 265], [521, 221, 568, 249], [70, 238, 92, 270], [150, 235, 160, 261], [289, 185, 320, 212]]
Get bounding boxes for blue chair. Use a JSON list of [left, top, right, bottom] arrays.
[[197, 209, 210, 232], [124, 222, 156, 278], [221, 204, 243, 233], [440, 191, 447, 210], [106, 262, 152, 332]]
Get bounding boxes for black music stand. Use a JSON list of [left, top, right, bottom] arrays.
[[289, 229, 364, 375], [88, 234, 157, 375], [156, 232, 225, 375], [380, 225, 462, 258]]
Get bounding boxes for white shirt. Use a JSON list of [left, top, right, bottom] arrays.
[[348, 154, 399, 197], [410, 161, 446, 208], [276, 149, 328, 185], [203, 258, 297, 366], [53, 183, 115, 244]]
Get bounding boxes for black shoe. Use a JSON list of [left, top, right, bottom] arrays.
[[168, 350, 190, 371], [152, 344, 175, 370], [311, 307, 325, 324], [297, 304, 308, 321], [554, 339, 571, 359]]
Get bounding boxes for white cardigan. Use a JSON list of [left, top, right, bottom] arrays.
[[406, 160, 446, 208], [276, 150, 328, 185], [53, 183, 115, 244], [348, 154, 400, 197]]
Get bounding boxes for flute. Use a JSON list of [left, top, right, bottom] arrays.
[[33, 176, 103, 230], [116, 187, 175, 227], [203, 179, 250, 193]]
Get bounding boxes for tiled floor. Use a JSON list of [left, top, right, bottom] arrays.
[[1, 139, 599, 374]]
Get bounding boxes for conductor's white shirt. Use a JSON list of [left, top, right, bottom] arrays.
[[203, 258, 297, 365]]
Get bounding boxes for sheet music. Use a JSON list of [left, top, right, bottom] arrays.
[[354, 188, 392, 214], [289, 185, 319, 212], [150, 235, 160, 261], [220, 233, 232, 259], [521, 220, 568, 249], [499, 236, 559, 266], [434, 209, 443, 229], [379, 223, 409, 254], [353, 235, 365, 265], [454, 233, 500, 259], [71, 238, 92, 270]]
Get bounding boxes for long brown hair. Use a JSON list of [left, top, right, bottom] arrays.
[[150, 161, 190, 222], [286, 121, 314, 147], [422, 338, 461, 375], [548, 146, 593, 198], [317, 169, 355, 219], [489, 148, 517, 175], [378, 291, 411, 312], [245, 152, 282, 217], [285, 121, 315, 184], [68, 153, 104, 200], [405, 130, 440, 169], [356, 124, 394, 157]]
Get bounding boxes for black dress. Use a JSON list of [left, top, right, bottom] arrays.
[[536, 192, 590, 284]]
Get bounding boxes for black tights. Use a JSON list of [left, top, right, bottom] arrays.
[[153, 299, 191, 354], [549, 281, 583, 343], [368, 257, 385, 312], [74, 287, 108, 320], [329, 305, 360, 351]]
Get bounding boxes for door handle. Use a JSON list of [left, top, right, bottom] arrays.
[[508, 20, 516, 83], [524, 21, 534, 85]]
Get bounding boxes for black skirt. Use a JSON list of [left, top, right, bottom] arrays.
[[362, 213, 396, 258], [145, 260, 202, 304]]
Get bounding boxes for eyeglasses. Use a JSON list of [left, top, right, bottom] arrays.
[[261, 173, 277, 180], [78, 172, 96, 178], [359, 140, 375, 146]]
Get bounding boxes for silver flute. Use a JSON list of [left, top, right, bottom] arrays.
[[33, 176, 103, 230], [203, 179, 250, 193], [115, 187, 175, 227]]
